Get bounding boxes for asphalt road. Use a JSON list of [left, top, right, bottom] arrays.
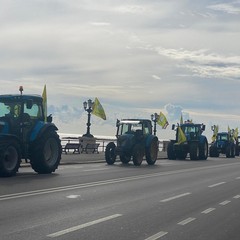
[[1, 156, 240, 240]]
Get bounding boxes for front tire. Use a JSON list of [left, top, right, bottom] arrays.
[[167, 141, 176, 160], [30, 131, 61, 174], [190, 142, 199, 160], [0, 140, 21, 177], [132, 144, 144, 166], [105, 142, 116, 165]]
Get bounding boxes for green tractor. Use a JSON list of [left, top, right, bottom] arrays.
[[0, 88, 62, 177], [105, 119, 159, 166], [167, 121, 208, 160]]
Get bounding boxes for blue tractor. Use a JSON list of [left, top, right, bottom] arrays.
[[167, 122, 208, 160], [105, 119, 159, 166], [0, 90, 61, 177], [209, 132, 235, 158]]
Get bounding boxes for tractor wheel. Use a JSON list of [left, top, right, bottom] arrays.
[[120, 155, 131, 164], [226, 145, 231, 158], [30, 130, 61, 174], [190, 143, 199, 160], [132, 144, 144, 166], [105, 142, 116, 165], [199, 139, 208, 160], [209, 145, 219, 157], [167, 142, 176, 160], [146, 138, 158, 165], [0, 140, 21, 177], [231, 145, 235, 158]]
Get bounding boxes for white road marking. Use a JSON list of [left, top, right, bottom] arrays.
[[219, 200, 231, 206], [201, 208, 216, 214], [236, 177, 240, 180], [233, 195, 240, 199], [208, 182, 226, 188], [145, 231, 168, 240], [3, 162, 240, 201], [178, 217, 196, 226], [47, 214, 122, 238], [160, 192, 191, 203], [66, 195, 80, 199], [83, 168, 109, 172]]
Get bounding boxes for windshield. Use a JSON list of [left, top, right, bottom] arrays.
[[181, 125, 200, 135], [217, 134, 228, 141], [119, 123, 143, 135]]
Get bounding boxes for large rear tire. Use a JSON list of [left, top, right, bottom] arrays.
[[0, 140, 21, 177], [199, 139, 208, 160], [146, 139, 158, 165], [30, 130, 61, 174], [105, 142, 116, 165]]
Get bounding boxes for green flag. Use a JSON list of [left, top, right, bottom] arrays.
[[92, 97, 106, 120]]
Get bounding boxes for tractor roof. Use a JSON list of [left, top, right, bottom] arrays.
[[120, 119, 151, 124], [0, 94, 42, 102]]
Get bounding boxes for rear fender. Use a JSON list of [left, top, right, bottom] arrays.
[[145, 135, 158, 148], [30, 121, 58, 142]]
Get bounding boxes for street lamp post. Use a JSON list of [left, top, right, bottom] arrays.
[[151, 113, 159, 136], [83, 99, 94, 138]]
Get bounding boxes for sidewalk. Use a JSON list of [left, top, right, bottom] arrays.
[[60, 151, 168, 165]]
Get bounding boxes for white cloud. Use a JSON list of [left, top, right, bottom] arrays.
[[208, 2, 240, 15]]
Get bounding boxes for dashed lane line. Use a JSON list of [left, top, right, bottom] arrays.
[[219, 200, 231, 206], [233, 195, 240, 199], [201, 208, 216, 214], [144, 231, 168, 240], [83, 168, 109, 172], [208, 182, 226, 188], [47, 214, 122, 238], [160, 192, 191, 203], [178, 217, 196, 226]]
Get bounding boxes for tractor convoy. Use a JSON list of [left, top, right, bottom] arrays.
[[0, 88, 239, 177]]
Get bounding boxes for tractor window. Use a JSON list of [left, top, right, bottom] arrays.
[[24, 102, 43, 120], [218, 135, 228, 141], [0, 102, 21, 118]]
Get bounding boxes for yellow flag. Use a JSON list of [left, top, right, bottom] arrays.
[[234, 127, 238, 140], [211, 125, 219, 142], [42, 84, 47, 122], [157, 112, 169, 129], [180, 114, 183, 125], [92, 97, 106, 120], [177, 126, 186, 144]]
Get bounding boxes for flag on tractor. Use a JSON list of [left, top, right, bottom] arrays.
[[42, 84, 47, 122], [157, 112, 169, 129], [177, 126, 186, 144], [92, 97, 106, 120], [180, 114, 183, 125], [233, 127, 238, 140], [211, 125, 219, 142]]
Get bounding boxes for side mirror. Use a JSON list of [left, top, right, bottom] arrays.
[[201, 124, 206, 131], [47, 114, 52, 123], [26, 99, 33, 109], [116, 119, 120, 127], [172, 124, 175, 130]]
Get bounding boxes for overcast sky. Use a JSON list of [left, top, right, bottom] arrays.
[[0, 0, 240, 139]]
